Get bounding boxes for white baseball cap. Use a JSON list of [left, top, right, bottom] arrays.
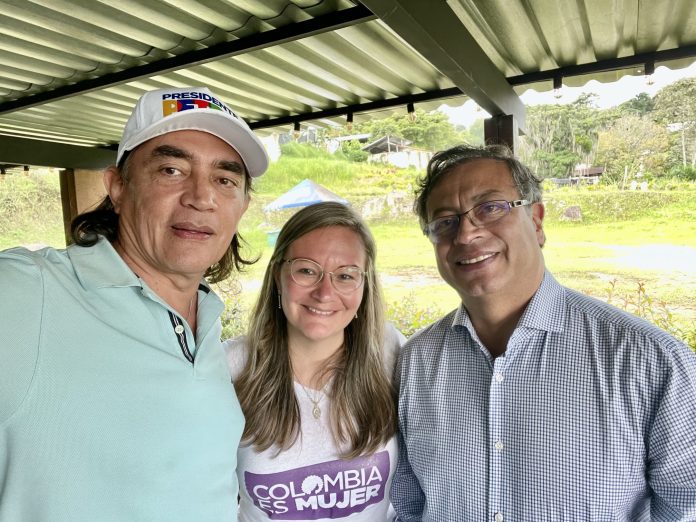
[[117, 86, 269, 177]]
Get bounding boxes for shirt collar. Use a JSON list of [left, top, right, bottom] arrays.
[[68, 236, 140, 290], [68, 236, 215, 295], [450, 270, 566, 334], [516, 270, 566, 333]]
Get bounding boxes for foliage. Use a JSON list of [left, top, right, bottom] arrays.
[[595, 115, 670, 186], [346, 109, 466, 151], [340, 139, 369, 162], [668, 164, 696, 181], [466, 118, 485, 144], [653, 77, 696, 167], [387, 292, 444, 337], [617, 92, 654, 117], [0, 172, 65, 249], [519, 94, 613, 178], [211, 278, 249, 340], [280, 141, 338, 160], [219, 299, 247, 340], [606, 279, 696, 351], [519, 82, 696, 182]]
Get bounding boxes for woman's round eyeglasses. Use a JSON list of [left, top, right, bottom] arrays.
[[282, 258, 365, 293]]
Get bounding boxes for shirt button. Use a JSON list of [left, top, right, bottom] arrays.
[[174, 325, 185, 334], [495, 440, 504, 452], [494, 513, 504, 522], [495, 372, 504, 383]]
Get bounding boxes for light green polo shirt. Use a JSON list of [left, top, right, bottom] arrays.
[[0, 238, 244, 521]]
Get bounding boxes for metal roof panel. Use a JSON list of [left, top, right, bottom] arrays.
[[1, 0, 695, 166]]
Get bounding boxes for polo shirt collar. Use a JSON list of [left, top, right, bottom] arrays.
[[69, 235, 217, 296], [68, 236, 140, 290]]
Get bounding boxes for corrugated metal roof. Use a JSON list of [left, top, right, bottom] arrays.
[[1, 0, 695, 158], [0, 1, 458, 146], [448, 0, 696, 89]]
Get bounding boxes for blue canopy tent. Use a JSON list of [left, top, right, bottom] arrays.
[[263, 179, 348, 212], [263, 179, 349, 246]]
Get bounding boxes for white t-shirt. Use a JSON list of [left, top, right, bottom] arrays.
[[224, 325, 405, 521]]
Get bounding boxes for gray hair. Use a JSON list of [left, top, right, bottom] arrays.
[[414, 144, 543, 229]]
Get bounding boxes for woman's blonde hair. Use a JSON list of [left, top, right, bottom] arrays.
[[234, 202, 396, 459]]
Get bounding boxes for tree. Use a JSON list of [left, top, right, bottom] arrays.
[[618, 92, 654, 117], [340, 139, 369, 162], [354, 109, 466, 151], [519, 94, 612, 178], [653, 77, 696, 166], [596, 115, 670, 186], [467, 118, 485, 145]]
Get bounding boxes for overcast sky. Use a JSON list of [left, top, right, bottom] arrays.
[[440, 61, 696, 128]]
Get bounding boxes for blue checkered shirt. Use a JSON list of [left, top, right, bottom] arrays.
[[391, 272, 696, 521]]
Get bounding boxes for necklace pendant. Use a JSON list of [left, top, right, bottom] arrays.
[[312, 403, 321, 419]]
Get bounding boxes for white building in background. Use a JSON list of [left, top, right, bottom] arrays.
[[362, 135, 432, 170], [325, 133, 372, 154]]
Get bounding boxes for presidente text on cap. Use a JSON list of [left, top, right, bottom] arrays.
[[117, 86, 269, 178]]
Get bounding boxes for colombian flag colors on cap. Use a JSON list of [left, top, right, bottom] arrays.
[[117, 87, 268, 178]]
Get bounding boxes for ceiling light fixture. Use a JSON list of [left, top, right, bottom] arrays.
[[644, 61, 655, 86], [407, 102, 416, 122], [553, 76, 563, 99]]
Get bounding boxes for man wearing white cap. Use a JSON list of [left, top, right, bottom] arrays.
[[0, 87, 268, 520]]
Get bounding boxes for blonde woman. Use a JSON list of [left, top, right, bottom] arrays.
[[225, 202, 405, 521]]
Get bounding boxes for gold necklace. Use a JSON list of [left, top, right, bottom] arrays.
[[296, 380, 325, 419]]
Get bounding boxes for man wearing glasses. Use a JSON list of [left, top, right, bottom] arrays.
[[390, 144, 696, 521]]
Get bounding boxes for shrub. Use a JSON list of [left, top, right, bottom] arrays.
[[340, 139, 369, 162], [387, 292, 443, 337], [211, 279, 248, 340], [0, 172, 65, 249], [606, 279, 696, 352], [668, 165, 696, 181]]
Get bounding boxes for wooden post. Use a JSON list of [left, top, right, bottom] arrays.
[[59, 169, 107, 245], [484, 114, 518, 153]]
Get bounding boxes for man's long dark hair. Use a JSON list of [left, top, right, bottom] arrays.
[[70, 152, 256, 283]]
